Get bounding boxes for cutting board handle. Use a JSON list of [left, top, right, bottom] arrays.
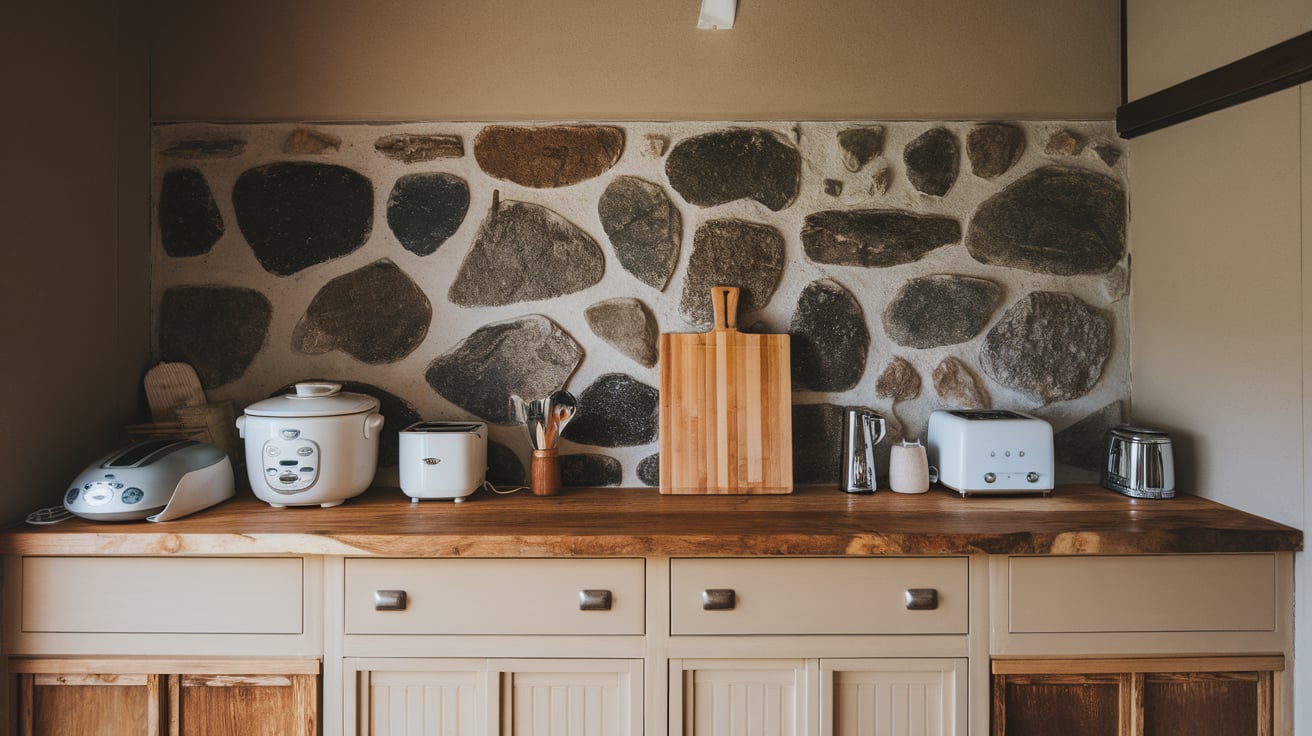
[[711, 286, 740, 332]]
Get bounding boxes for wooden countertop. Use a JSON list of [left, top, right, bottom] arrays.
[[0, 484, 1300, 557]]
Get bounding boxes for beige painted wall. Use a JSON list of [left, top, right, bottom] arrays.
[[1126, 0, 1310, 99], [0, 1, 151, 522], [151, 0, 1120, 121]]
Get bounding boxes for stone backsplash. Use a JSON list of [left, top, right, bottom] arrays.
[[152, 121, 1128, 488]]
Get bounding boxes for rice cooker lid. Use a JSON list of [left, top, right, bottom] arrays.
[[244, 382, 379, 418]]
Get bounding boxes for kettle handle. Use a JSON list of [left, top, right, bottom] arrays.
[[864, 414, 887, 446]]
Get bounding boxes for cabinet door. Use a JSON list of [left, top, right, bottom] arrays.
[[671, 659, 812, 736], [992, 658, 1279, 736], [822, 659, 966, 736], [351, 659, 641, 736], [173, 672, 318, 735], [18, 671, 162, 736]]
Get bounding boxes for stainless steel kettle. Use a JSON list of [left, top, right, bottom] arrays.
[[1102, 425, 1175, 499], [841, 409, 887, 493]]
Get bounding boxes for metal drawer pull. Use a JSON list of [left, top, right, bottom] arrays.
[[373, 589, 408, 611], [905, 588, 938, 611], [579, 589, 613, 611], [702, 588, 736, 610]]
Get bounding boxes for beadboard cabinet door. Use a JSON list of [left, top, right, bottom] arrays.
[[349, 658, 643, 736], [823, 659, 966, 736]]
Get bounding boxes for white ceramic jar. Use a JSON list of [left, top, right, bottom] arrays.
[[236, 382, 384, 508]]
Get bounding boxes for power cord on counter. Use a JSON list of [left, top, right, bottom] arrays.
[[485, 480, 527, 495]]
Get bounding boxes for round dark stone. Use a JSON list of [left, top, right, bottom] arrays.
[[980, 291, 1112, 402], [1054, 401, 1124, 472], [883, 274, 1003, 348], [903, 127, 960, 196], [425, 316, 583, 425], [791, 404, 846, 484], [637, 453, 660, 487], [232, 162, 373, 276], [838, 126, 885, 172], [966, 166, 1126, 275], [802, 210, 960, 268], [158, 285, 271, 389], [790, 280, 869, 391], [292, 259, 431, 364], [561, 373, 659, 448], [966, 123, 1025, 180], [598, 176, 681, 290], [665, 128, 801, 211], [386, 173, 470, 256], [159, 167, 223, 257], [679, 219, 785, 328], [487, 440, 527, 486], [560, 454, 623, 487]]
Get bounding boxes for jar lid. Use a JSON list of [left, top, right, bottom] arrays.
[[1108, 424, 1172, 443], [243, 382, 379, 418]]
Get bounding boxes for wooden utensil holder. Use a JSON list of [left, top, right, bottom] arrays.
[[531, 449, 561, 496]]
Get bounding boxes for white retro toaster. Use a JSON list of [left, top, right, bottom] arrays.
[[926, 409, 1054, 495], [398, 421, 487, 502]]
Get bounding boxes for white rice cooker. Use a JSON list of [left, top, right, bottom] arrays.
[[236, 382, 384, 508]]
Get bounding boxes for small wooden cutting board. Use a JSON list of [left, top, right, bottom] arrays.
[[659, 287, 793, 494]]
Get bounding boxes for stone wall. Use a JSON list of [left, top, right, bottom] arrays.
[[152, 121, 1128, 488]]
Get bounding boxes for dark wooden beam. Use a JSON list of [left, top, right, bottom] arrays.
[[1117, 30, 1312, 139]]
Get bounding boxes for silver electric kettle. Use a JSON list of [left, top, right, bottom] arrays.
[[1102, 425, 1175, 499], [841, 408, 887, 493]]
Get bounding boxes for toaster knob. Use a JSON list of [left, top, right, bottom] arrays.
[[983, 473, 996, 484], [1027, 472, 1040, 483]]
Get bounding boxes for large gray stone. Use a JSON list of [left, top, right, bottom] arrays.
[[679, 219, 785, 328], [561, 373, 659, 448], [932, 357, 990, 409], [232, 162, 374, 276], [598, 176, 681, 290], [966, 123, 1025, 179], [876, 357, 920, 402], [980, 291, 1112, 402], [159, 167, 223, 257], [966, 166, 1126, 275], [292, 259, 431, 364], [903, 127, 959, 196], [790, 279, 869, 391], [273, 380, 419, 467], [802, 210, 960, 268], [474, 125, 623, 187], [585, 298, 659, 368], [374, 133, 464, 163], [561, 454, 623, 487], [425, 316, 583, 425], [159, 286, 271, 389], [1055, 401, 1124, 471], [838, 126, 885, 172], [665, 128, 801, 211], [386, 173, 470, 256], [449, 198, 604, 307], [882, 274, 1003, 348]]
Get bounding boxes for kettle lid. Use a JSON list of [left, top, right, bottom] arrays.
[[1108, 424, 1172, 444]]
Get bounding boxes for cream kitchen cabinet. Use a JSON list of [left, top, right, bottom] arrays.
[[667, 558, 972, 736]]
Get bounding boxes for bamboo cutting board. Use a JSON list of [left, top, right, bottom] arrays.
[[659, 287, 793, 494]]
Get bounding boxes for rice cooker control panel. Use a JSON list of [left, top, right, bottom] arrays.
[[261, 429, 319, 493]]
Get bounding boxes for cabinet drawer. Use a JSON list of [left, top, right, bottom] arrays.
[[1007, 554, 1277, 633], [21, 557, 303, 634], [344, 558, 645, 635], [670, 557, 968, 635]]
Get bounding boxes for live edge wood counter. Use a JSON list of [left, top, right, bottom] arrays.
[[0, 483, 1299, 557]]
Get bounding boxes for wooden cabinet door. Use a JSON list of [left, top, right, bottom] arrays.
[[18, 671, 162, 736], [499, 659, 642, 736], [172, 672, 318, 735], [992, 658, 1279, 736], [822, 659, 966, 736]]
